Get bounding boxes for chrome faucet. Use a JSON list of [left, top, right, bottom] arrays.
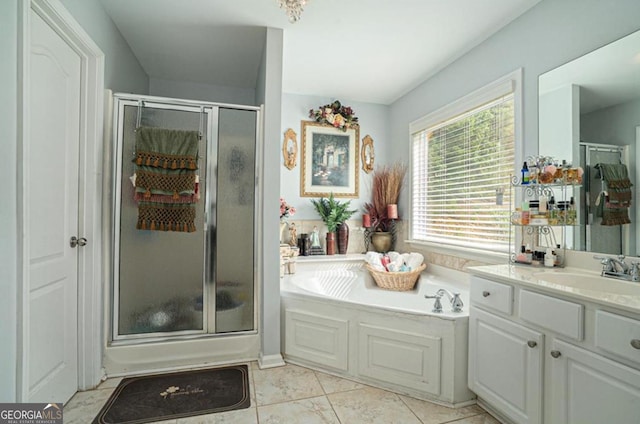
[[594, 255, 640, 282], [424, 294, 443, 313], [437, 288, 464, 312]]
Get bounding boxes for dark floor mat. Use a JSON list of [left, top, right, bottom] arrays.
[[93, 364, 250, 424]]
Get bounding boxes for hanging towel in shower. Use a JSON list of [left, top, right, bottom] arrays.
[[595, 162, 632, 226], [596, 163, 633, 205], [132, 174, 200, 203], [132, 127, 200, 232], [136, 202, 196, 232], [134, 126, 199, 170], [134, 169, 196, 200]]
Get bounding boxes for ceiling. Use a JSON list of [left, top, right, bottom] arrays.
[[99, 0, 541, 105]]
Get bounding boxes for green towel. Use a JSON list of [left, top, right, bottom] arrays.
[[598, 163, 632, 204], [133, 126, 200, 232], [134, 126, 199, 170], [595, 163, 632, 226]]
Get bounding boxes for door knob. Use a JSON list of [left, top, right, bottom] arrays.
[[482, 291, 490, 297], [631, 339, 640, 350], [550, 350, 561, 358], [70, 236, 88, 248], [527, 340, 537, 348]]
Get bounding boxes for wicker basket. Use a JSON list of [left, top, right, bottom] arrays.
[[366, 263, 427, 291]]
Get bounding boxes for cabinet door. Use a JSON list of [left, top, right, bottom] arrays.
[[469, 307, 543, 424], [549, 339, 640, 424]]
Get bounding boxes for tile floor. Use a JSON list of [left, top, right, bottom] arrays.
[[63, 362, 500, 424]]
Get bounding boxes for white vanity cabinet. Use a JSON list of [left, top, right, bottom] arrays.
[[469, 307, 543, 424], [468, 272, 640, 424], [548, 338, 640, 424]]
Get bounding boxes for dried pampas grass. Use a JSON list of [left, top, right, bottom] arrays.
[[364, 162, 407, 231]]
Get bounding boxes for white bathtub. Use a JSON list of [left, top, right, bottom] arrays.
[[280, 255, 475, 407]]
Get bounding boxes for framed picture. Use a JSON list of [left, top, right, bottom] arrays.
[[300, 121, 360, 198]]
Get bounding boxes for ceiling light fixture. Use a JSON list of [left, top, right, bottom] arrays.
[[277, 0, 307, 23]]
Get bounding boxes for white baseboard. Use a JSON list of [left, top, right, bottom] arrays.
[[258, 352, 285, 369]]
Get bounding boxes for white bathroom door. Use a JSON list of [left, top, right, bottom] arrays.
[[25, 8, 81, 403]]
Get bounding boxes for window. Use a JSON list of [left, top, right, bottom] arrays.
[[410, 73, 520, 253]]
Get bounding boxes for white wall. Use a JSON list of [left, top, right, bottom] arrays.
[[0, 0, 18, 403], [60, 0, 148, 93], [390, 0, 640, 219], [280, 94, 390, 220], [150, 77, 256, 106], [539, 84, 579, 163], [581, 98, 640, 148], [257, 27, 285, 365]]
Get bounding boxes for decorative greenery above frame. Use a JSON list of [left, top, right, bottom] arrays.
[[308, 100, 359, 132], [300, 121, 360, 198]]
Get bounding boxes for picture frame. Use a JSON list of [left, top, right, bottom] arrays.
[[300, 121, 360, 198]]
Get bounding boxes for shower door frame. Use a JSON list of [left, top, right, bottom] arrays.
[[110, 94, 260, 344]]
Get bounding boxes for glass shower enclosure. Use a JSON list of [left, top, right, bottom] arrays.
[[111, 94, 258, 342]]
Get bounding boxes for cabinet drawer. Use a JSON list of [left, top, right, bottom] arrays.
[[470, 276, 513, 315], [519, 290, 583, 340], [595, 310, 640, 366]]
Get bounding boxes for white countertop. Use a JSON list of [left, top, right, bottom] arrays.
[[468, 264, 640, 314]]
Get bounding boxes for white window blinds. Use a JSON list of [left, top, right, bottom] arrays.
[[411, 93, 515, 252]]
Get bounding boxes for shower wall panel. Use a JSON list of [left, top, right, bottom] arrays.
[[214, 108, 257, 333]]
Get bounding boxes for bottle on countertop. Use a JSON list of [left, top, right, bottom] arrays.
[[516, 245, 529, 264], [554, 244, 563, 266], [544, 248, 556, 268]]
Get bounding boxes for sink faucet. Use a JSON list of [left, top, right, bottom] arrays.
[[594, 255, 639, 282]]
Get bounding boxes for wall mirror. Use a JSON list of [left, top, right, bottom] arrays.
[[538, 29, 640, 257]]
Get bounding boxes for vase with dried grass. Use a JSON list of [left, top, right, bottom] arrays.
[[364, 162, 407, 252]]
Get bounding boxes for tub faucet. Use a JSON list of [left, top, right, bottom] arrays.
[[436, 288, 464, 313]]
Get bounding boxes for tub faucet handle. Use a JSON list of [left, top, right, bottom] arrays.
[[450, 293, 464, 313], [424, 294, 443, 313]]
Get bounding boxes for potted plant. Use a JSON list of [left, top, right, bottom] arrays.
[[310, 193, 357, 255], [364, 162, 407, 252]]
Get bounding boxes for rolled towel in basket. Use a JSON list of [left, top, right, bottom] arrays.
[[387, 254, 405, 272], [364, 251, 386, 271], [402, 252, 425, 270]]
